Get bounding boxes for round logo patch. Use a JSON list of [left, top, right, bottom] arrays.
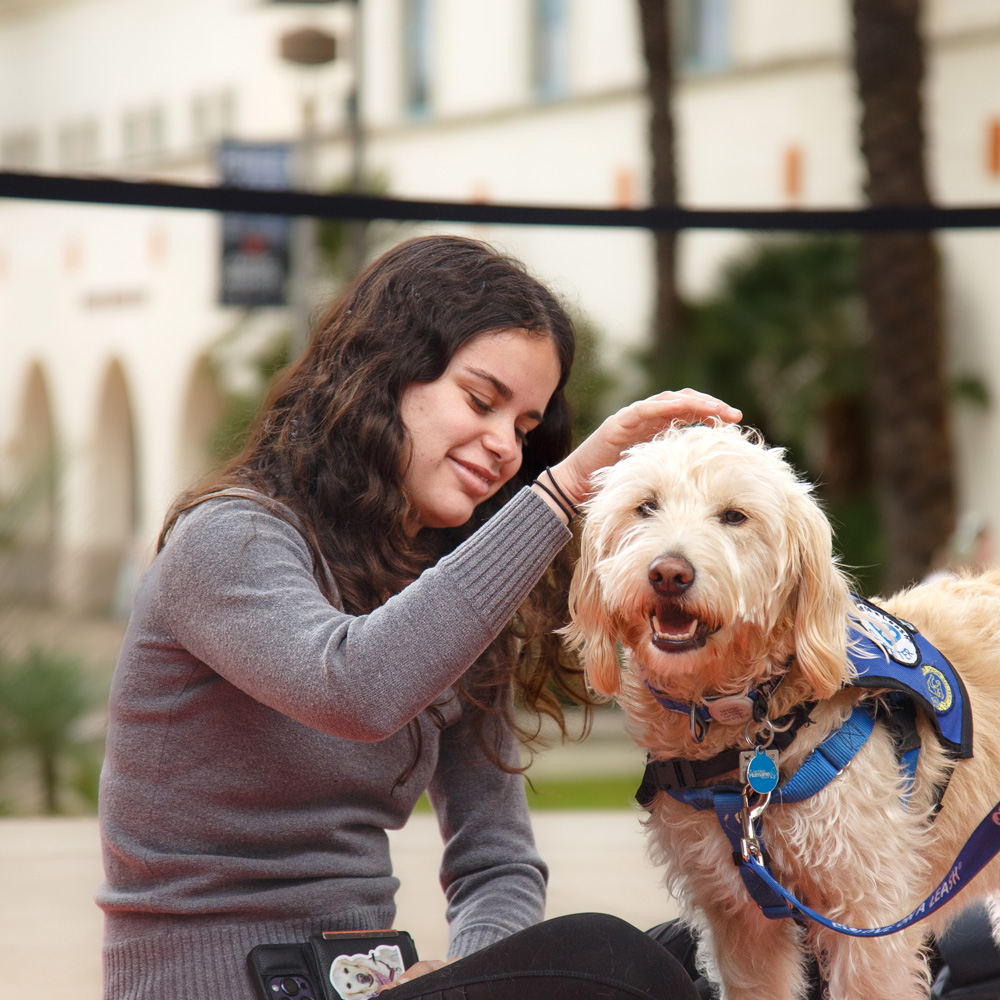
[[922, 665, 953, 713], [856, 605, 920, 666]]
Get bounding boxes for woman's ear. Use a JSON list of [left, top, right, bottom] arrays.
[[789, 489, 853, 698], [564, 532, 623, 697]]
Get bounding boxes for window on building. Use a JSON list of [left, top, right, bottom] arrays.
[[192, 91, 236, 146], [192, 95, 210, 145], [123, 106, 168, 159], [148, 106, 165, 155], [1, 129, 42, 169], [218, 90, 237, 138], [58, 119, 100, 168], [531, 0, 569, 100], [123, 109, 143, 157], [673, 0, 730, 74], [402, 0, 432, 117]]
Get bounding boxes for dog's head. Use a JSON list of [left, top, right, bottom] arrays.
[[330, 956, 383, 999], [565, 423, 853, 702]]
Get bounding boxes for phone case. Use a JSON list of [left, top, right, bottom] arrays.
[[248, 930, 419, 1000], [247, 942, 321, 1000]]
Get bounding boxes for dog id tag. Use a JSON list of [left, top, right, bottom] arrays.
[[740, 747, 780, 795], [705, 693, 755, 725]]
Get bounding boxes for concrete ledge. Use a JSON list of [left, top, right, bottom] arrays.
[[0, 811, 679, 998]]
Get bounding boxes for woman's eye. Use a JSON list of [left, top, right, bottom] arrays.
[[636, 498, 658, 518], [720, 509, 747, 525], [469, 394, 492, 413]]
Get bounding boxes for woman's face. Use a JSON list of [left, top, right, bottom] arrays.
[[399, 327, 562, 534]]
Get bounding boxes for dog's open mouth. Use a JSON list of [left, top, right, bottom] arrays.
[[649, 601, 719, 652]]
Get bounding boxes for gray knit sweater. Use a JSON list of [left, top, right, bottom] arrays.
[[97, 487, 570, 998]]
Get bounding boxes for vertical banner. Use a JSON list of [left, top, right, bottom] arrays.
[[218, 141, 293, 306]]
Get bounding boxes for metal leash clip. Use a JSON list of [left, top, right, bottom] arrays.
[[739, 786, 771, 864]]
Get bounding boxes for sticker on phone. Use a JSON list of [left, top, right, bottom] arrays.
[[329, 944, 406, 999]]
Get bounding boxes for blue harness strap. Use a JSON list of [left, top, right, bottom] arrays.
[[773, 706, 876, 804], [664, 705, 878, 811], [665, 704, 879, 922]]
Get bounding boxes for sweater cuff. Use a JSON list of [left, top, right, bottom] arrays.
[[438, 487, 572, 624], [448, 920, 534, 959]]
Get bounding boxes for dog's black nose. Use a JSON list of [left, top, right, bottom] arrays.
[[649, 555, 695, 595]]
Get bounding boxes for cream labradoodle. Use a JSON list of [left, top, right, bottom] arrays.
[[565, 422, 1000, 1000]]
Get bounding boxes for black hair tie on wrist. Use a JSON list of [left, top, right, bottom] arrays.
[[538, 466, 581, 519], [534, 479, 574, 522]]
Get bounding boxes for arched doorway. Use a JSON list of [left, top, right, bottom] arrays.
[[87, 359, 139, 617], [176, 355, 225, 494], [2, 362, 58, 604]]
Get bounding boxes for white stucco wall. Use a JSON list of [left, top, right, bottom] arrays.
[[2, 0, 1000, 607]]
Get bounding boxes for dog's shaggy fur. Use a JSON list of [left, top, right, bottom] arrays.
[[565, 423, 1000, 1000]]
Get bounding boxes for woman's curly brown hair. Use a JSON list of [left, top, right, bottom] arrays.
[[161, 235, 593, 777]]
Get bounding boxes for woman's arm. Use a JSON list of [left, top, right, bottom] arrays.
[[159, 489, 568, 741], [159, 389, 739, 739], [426, 698, 547, 959]]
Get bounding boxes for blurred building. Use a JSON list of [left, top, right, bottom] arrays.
[[1, 0, 999, 615]]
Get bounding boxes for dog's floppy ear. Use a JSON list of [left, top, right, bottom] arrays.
[[564, 530, 623, 697], [788, 487, 853, 698]]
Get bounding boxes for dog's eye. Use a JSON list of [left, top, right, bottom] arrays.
[[636, 498, 659, 518], [720, 509, 747, 525]]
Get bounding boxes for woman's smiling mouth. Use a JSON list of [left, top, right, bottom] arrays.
[[451, 456, 498, 496]]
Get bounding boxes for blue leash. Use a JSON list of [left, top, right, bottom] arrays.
[[737, 798, 1000, 936]]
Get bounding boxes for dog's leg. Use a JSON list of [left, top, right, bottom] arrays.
[[986, 894, 1000, 948], [818, 924, 930, 1000], [695, 900, 810, 1000]]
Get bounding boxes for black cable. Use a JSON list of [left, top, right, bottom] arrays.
[[4, 170, 1000, 231]]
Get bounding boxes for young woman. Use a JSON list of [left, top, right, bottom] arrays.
[[97, 234, 740, 999]]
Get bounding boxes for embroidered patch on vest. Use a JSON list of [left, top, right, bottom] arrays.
[[855, 603, 920, 666], [922, 664, 953, 713]]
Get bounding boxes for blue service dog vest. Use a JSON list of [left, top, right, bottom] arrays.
[[848, 595, 972, 759]]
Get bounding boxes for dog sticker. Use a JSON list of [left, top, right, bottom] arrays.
[[329, 944, 406, 999]]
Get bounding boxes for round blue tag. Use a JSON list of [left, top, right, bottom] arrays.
[[746, 748, 779, 795]]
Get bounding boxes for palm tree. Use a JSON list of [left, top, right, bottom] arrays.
[[637, 0, 680, 355], [0, 648, 96, 814], [851, 0, 955, 589]]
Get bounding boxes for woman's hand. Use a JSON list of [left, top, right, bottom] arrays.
[[536, 389, 741, 516], [379, 957, 458, 992]]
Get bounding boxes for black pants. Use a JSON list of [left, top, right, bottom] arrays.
[[387, 912, 700, 1000], [649, 905, 1000, 999]]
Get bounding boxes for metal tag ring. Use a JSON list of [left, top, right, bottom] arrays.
[[744, 719, 776, 749]]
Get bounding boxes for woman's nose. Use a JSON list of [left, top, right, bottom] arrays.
[[483, 420, 520, 463]]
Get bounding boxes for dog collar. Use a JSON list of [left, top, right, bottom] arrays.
[[645, 661, 792, 742], [635, 700, 816, 807]]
